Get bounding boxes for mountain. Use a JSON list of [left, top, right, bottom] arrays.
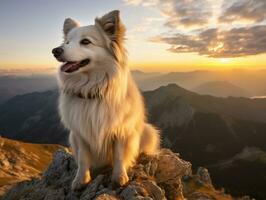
[[1, 84, 266, 199], [144, 84, 266, 160], [0, 74, 57, 105], [2, 85, 266, 145], [193, 81, 251, 97], [0, 70, 159, 105], [136, 69, 266, 97], [131, 70, 161, 83], [2, 147, 250, 200], [144, 84, 266, 123], [209, 147, 266, 199], [0, 90, 68, 145], [0, 137, 65, 196], [136, 70, 211, 91], [144, 84, 266, 199]]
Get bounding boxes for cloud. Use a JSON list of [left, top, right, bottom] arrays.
[[123, 0, 212, 27], [219, 0, 266, 23], [124, 0, 266, 58], [123, 0, 143, 5], [151, 25, 266, 58], [123, 0, 157, 6], [159, 0, 212, 28]]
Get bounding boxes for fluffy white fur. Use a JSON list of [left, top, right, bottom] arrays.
[[55, 10, 160, 190]]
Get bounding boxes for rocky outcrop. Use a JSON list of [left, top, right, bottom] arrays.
[[1, 149, 250, 200]]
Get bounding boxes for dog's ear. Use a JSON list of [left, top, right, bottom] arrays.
[[95, 10, 125, 43], [63, 18, 79, 36]]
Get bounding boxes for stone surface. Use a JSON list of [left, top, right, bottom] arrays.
[[1, 149, 191, 200], [1, 149, 251, 200], [196, 167, 212, 186]]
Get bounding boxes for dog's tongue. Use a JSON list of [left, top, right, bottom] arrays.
[[61, 62, 79, 73], [61, 59, 90, 73]]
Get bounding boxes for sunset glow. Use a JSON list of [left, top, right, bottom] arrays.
[[0, 0, 266, 72]]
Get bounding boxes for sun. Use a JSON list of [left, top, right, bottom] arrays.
[[218, 58, 231, 64]]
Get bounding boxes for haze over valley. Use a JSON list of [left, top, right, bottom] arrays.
[[1, 68, 266, 105]]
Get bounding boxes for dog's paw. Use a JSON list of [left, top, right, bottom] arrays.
[[71, 171, 91, 191], [111, 171, 129, 187]]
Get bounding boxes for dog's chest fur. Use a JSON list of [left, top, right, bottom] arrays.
[[59, 93, 115, 157]]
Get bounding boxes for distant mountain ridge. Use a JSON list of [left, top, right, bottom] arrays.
[[144, 84, 266, 123], [0, 74, 57, 104], [193, 81, 251, 97], [1, 69, 266, 104], [134, 69, 266, 97]]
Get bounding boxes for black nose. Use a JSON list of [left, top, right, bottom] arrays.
[[52, 47, 63, 58]]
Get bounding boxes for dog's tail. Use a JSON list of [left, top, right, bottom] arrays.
[[140, 123, 160, 155]]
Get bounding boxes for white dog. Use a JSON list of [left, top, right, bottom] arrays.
[[52, 10, 160, 190]]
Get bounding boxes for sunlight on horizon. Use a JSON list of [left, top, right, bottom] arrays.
[[0, 0, 266, 73]]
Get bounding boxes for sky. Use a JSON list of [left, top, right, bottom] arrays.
[[0, 0, 266, 72]]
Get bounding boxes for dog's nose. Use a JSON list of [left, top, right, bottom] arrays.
[[52, 47, 64, 58]]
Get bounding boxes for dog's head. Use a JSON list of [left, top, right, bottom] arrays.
[[53, 10, 126, 75], [53, 10, 127, 97]]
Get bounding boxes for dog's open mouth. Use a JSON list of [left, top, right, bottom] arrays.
[[61, 59, 90, 73]]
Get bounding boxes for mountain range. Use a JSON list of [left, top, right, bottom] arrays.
[[1, 69, 266, 105], [0, 74, 57, 105], [0, 84, 266, 199], [143, 84, 266, 199], [193, 81, 251, 97], [133, 69, 266, 97]]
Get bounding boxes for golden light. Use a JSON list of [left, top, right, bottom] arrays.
[[218, 58, 231, 64], [208, 42, 224, 52]]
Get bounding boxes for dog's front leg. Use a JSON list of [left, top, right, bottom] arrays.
[[112, 134, 139, 186], [70, 133, 91, 190]]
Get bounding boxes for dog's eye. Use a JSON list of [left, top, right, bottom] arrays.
[[65, 41, 69, 44], [80, 39, 91, 45]]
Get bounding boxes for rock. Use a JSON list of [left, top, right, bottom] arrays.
[[1, 148, 246, 200], [1, 149, 191, 200], [95, 194, 118, 200], [196, 167, 212, 186], [43, 150, 76, 187], [120, 180, 166, 200]]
